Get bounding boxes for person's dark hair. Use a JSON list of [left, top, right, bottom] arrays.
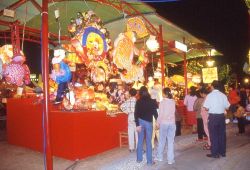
[[229, 83, 235, 89], [190, 86, 196, 96], [139, 86, 150, 98], [198, 82, 205, 89], [211, 80, 221, 90], [219, 83, 226, 94], [129, 88, 137, 97], [200, 87, 208, 95], [196, 90, 202, 98], [163, 87, 173, 99]]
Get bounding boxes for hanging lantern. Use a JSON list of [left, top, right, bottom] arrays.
[[153, 61, 162, 79], [192, 75, 201, 83], [153, 70, 162, 79], [206, 59, 215, 67], [132, 81, 143, 90], [146, 35, 159, 52]]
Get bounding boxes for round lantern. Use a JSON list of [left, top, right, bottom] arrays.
[[146, 35, 159, 52]]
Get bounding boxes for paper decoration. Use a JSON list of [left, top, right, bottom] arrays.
[[62, 44, 83, 64], [127, 17, 148, 38], [82, 27, 107, 61], [113, 32, 134, 70], [0, 45, 30, 86], [0, 44, 24, 64], [67, 10, 111, 67], [3, 63, 30, 86], [120, 65, 144, 83]]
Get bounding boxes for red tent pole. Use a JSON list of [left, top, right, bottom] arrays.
[[41, 0, 53, 169], [159, 25, 165, 88], [183, 37, 188, 96]]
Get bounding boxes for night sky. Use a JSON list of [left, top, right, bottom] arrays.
[[149, 0, 249, 76]]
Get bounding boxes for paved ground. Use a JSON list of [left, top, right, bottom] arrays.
[[0, 123, 249, 170]]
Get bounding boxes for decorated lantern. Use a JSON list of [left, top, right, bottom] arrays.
[[51, 47, 72, 103], [68, 10, 111, 67], [127, 17, 148, 38], [146, 35, 159, 52], [0, 45, 30, 87]]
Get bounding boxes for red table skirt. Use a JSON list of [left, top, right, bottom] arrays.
[[186, 111, 197, 125], [7, 98, 127, 160]]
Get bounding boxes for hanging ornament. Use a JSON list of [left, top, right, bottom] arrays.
[[146, 35, 159, 52], [51, 48, 72, 84], [120, 65, 144, 83], [113, 32, 135, 70], [3, 54, 30, 86], [0, 45, 15, 64], [136, 48, 149, 67], [127, 17, 148, 38], [68, 18, 77, 37], [0, 44, 30, 86], [82, 27, 108, 61]]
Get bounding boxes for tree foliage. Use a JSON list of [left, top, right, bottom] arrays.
[[218, 64, 235, 85], [187, 60, 203, 74]]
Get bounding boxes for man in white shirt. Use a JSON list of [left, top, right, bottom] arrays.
[[203, 80, 230, 158]]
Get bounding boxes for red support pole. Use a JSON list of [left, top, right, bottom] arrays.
[[159, 25, 165, 88], [183, 37, 188, 96], [41, 0, 53, 170]]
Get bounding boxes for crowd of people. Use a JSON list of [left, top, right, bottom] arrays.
[[120, 80, 249, 166]]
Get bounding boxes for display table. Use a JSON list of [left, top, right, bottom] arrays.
[[7, 98, 127, 160]]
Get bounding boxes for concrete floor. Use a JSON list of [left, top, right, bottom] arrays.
[[0, 123, 249, 170]]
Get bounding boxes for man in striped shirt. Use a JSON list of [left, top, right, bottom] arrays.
[[120, 88, 138, 152]]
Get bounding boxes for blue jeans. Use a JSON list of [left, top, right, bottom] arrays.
[[55, 82, 68, 102], [137, 119, 153, 165], [156, 123, 176, 162]]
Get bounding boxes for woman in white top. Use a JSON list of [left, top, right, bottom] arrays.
[[155, 88, 176, 165]]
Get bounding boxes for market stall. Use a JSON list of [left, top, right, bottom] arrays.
[[0, 1, 219, 167], [4, 7, 151, 161]]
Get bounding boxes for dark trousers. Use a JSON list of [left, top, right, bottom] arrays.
[[175, 121, 181, 136], [197, 118, 207, 139], [55, 82, 68, 102], [208, 114, 226, 156], [237, 117, 245, 134]]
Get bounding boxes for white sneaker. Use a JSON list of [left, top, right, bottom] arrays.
[[154, 157, 163, 162], [168, 160, 175, 165]]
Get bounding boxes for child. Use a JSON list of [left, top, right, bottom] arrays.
[[120, 88, 138, 152], [235, 105, 246, 135]]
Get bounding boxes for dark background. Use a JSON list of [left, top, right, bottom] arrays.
[[149, 0, 249, 77]]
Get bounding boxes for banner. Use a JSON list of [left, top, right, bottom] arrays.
[[202, 67, 218, 83]]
